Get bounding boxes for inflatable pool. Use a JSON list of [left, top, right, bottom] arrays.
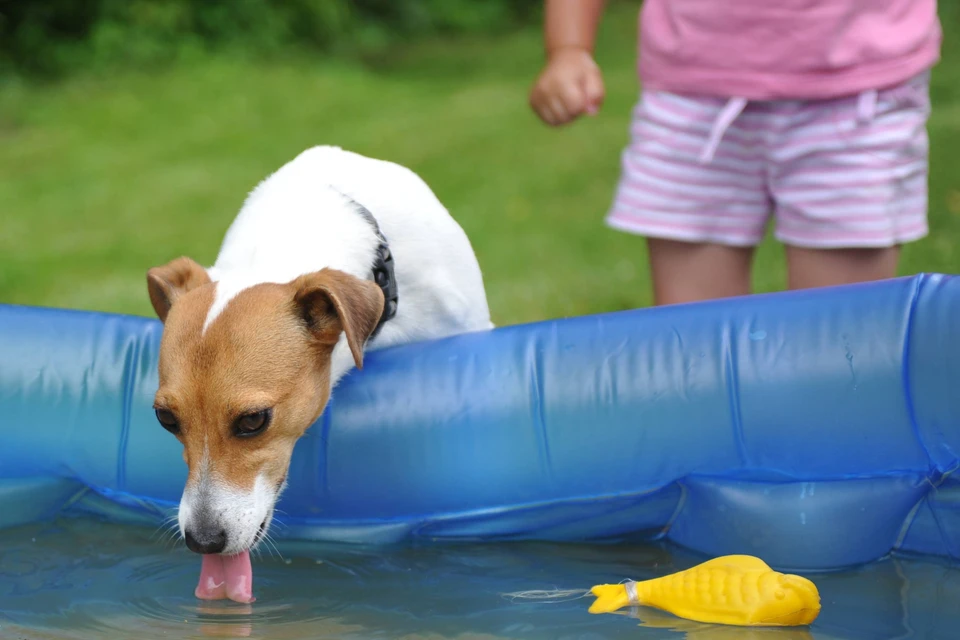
[[1, 274, 958, 571]]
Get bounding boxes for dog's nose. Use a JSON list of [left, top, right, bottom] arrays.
[[184, 528, 227, 554]]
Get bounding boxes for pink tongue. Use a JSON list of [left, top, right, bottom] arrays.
[[195, 551, 254, 603]]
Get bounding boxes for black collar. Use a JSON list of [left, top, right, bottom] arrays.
[[349, 199, 398, 340]]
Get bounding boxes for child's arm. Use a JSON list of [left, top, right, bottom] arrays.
[[530, 0, 606, 126]]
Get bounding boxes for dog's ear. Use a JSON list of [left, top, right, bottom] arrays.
[[293, 269, 385, 369], [146, 257, 211, 323]]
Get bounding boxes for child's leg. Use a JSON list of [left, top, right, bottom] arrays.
[[770, 73, 931, 285], [606, 91, 771, 305], [785, 246, 899, 290], [648, 239, 754, 305]]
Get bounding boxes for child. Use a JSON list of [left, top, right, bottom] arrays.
[[530, 0, 942, 305]]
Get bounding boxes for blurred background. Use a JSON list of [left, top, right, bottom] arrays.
[[1, 0, 957, 326]]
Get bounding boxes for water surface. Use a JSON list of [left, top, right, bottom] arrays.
[[1, 517, 958, 639]]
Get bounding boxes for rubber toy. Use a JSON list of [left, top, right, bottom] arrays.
[[589, 555, 821, 627]]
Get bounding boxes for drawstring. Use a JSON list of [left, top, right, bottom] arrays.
[[699, 89, 877, 165], [857, 88, 878, 124], [699, 97, 747, 164]]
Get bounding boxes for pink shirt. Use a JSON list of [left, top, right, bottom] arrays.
[[638, 0, 942, 101]]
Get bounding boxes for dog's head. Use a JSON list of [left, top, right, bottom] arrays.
[[146, 257, 383, 555]]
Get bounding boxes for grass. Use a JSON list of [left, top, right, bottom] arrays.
[[1, 3, 959, 326]]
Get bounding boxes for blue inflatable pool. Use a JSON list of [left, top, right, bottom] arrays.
[[1, 274, 958, 571]]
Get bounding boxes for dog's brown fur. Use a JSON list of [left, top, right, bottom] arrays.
[[147, 257, 384, 494]]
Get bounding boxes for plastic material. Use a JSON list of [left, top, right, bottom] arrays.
[[1, 274, 958, 570], [588, 555, 821, 626]]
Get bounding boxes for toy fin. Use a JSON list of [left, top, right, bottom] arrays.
[[695, 555, 771, 572], [589, 583, 632, 614]]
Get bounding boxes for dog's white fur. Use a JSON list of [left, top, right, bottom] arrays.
[[206, 145, 493, 379], [178, 146, 492, 549]]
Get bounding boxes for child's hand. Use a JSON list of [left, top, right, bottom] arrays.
[[530, 48, 605, 126]]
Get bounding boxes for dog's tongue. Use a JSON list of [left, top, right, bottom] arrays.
[[195, 552, 254, 603]]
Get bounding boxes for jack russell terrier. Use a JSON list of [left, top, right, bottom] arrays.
[[146, 146, 493, 602]]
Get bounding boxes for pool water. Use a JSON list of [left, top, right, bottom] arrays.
[[1, 517, 958, 639]]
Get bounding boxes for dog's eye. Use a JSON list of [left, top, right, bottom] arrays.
[[155, 408, 180, 434], [235, 409, 272, 437]]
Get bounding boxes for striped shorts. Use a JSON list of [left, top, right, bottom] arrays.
[[607, 72, 932, 248]]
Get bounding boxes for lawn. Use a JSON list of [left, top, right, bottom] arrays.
[[1, 3, 958, 326]]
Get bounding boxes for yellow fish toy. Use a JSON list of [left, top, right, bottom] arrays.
[[589, 555, 821, 627]]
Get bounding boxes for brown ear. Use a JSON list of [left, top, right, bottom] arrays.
[[146, 256, 211, 322], [293, 269, 385, 369]]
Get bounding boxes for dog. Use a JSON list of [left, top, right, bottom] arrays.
[[146, 146, 492, 601]]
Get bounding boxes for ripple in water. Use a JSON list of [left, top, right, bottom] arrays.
[[1, 517, 959, 639]]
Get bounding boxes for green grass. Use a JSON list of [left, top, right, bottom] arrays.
[[1, 3, 959, 326]]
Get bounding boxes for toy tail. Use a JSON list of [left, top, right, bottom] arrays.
[[589, 584, 633, 614]]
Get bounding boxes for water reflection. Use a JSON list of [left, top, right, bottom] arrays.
[[0, 517, 957, 639], [618, 608, 817, 640]]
